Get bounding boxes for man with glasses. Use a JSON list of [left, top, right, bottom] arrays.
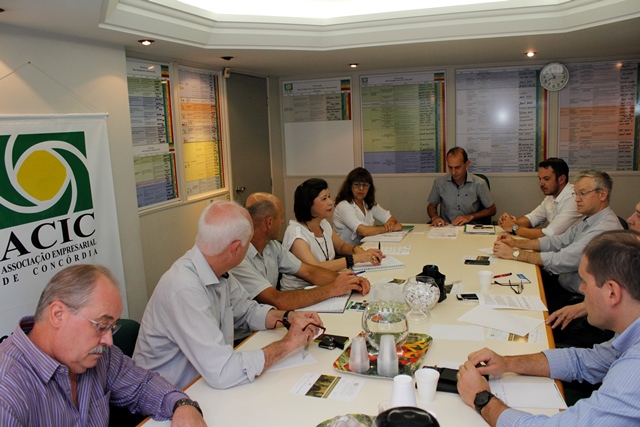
[[498, 158, 582, 239], [493, 170, 622, 315], [231, 193, 369, 314], [428, 147, 496, 226], [134, 200, 323, 390], [0, 264, 207, 426]]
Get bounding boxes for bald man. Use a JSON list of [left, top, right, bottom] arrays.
[[231, 193, 370, 311]]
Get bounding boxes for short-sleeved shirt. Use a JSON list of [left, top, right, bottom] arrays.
[[428, 173, 494, 224], [333, 200, 392, 245], [133, 245, 274, 390], [525, 183, 582, 236], [231, 241, 302, 299], [280, 219, 335, 290]]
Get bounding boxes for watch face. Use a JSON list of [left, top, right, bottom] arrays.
[[540, 63, 569, 91]]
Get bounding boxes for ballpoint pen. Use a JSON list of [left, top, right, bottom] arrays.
[[493, 273, 512, 278], [353, 270, 366, 275]]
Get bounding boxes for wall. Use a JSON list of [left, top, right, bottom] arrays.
[[273, 67, 640, 226], [0, 26, 148, 320]]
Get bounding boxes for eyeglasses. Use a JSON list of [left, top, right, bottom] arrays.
[[493, 280, 524, 294], [572, 189, 600, 199], [68, 306, 121, 336], [352, 182, 371, 189]]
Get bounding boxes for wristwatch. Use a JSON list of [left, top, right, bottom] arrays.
[[511, 224, 519, 235], [173, 398, 203, 416], [512, 250, 520, 260], [474, 390, 495, 415], [282, 310, 293, 324]]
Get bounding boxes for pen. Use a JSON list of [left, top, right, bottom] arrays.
[[378, 242, 381, 250], [353, 270, 366, 275], [493, 273, 512, 278]]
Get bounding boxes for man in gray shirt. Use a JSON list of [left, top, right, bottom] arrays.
[[493, 170, 623, 313], [428, 147, 496, 226], [134, 201, 323, 390], [231, 192, 370, 310]]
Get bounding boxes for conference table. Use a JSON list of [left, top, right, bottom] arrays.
[[142, 224, 560, 426]]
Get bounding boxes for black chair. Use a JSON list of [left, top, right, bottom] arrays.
[[618, 216, 629, 230], [474, 173, 492, 225], [109, 319, 146, 427]]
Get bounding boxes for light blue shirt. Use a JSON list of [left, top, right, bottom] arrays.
[[133, 245, 274, 390], [538, 207, 622, 293], [428, 172, 494, 224], [498, 316, 640, 427]]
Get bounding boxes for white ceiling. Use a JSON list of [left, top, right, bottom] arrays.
[[1, 0, 639, 76]]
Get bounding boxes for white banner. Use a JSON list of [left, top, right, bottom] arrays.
[[0, 114, 127, 338]]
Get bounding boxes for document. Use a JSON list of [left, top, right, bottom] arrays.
[[427, 226, 459, 239], [266, 348, 318, 372], [478, 294, 548, 311], [458, 305, 543, 337], [361, 226, 413, 242], [298, 289, 351, 313], [464, 224, 496, 235], [430, 324, 485, 341], [490, 375, 567, 409], [354, 256, 405, 272], [290, 372, 365, 402]]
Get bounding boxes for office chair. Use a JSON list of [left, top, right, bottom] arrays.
[[109, 319, 146, 427], [473, 173, 492, 225], [618, 216, 629, 230]]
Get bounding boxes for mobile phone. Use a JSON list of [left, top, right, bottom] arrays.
[[464, 259, 491, 265], [456, 293, 479, 301], [318, 334, 349, 350]]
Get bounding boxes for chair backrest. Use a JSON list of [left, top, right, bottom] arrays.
[[474, 173, 491, 190], [618, 216, 629, 230], [112, 319, 140, 358], [473, 173, 492, 225]]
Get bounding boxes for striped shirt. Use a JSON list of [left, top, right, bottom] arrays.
[[0, 317, 188, 426], [498, 316, 640, 426]]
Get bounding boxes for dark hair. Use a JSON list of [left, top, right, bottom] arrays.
[[539, 157, 569, 182], [335, 167, 377, 209], [447, 147, 468, 162], [583, 230, 640, 301], [294, 178, 329, 222]]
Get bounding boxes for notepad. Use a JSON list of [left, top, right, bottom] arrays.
[[353, 256, 405, 272], [298, 292, 351, 313], [463, 224, 496, 235], [361, 225, 414, 242]]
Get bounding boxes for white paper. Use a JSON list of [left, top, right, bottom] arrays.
[[427, 226, 459, 239], [290, 372, 365, 402], [458, 306, 544, 337], [430, 324, 486, 341], [364, 245, 411, 255], [486, 326, 545, 344], [298, 291, 351, 313], [478, 247, 494, 255], [490, 376, 567, 409], [265, 347, 317, 372], [478, 294, 548, 311]]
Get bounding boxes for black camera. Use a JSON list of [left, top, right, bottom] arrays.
[[416, 264, 447, 302]]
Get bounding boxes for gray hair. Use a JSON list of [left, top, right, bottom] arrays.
[[196, 200, 253, 256], [34, 264, 119, 321], [246, 198, 277, 226], [575, 170, 613, 202], [583, 230, 640, 301]]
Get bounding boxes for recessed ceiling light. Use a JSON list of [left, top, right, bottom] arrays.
[[139, 39, 154, 46], [350, 63, 358, 68], [526, 51, 536, 58]]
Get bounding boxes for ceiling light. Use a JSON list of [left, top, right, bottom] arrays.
[[526, 51, 536, 58], [350, 63, 358, 68], [139, 39, 154, 46]]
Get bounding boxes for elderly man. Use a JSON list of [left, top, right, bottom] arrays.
[[458, 230, 640, 427], [428, 147, 496, 227], [493, 170, 622, 313], [231, 192, 370, 311], [498, 158, 582, 239], [0, 264, 206, 426], [134, 200, 323, 390]]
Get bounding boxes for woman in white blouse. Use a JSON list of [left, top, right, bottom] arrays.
[[280, 178, 384, 290], [333, 167, 402, 245]]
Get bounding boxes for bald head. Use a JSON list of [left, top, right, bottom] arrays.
[[196, 200, 253, 256], [246, 193, 282, 224]]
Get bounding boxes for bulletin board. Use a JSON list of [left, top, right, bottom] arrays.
[[360, 71, 446, 173], [282, 77, 354, 176], [456, 66, 547, 173], [558, 60, 639, 171]]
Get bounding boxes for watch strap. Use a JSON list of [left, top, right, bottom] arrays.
[[173, 398, 203, 416], [282, 310, 293, 325], [474, 391, 495, 415]]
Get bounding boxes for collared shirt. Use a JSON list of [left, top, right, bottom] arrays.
[[133, 245, 274, 390], [498, 316, 640, 427], [538, 207, 623, 293], [525, 183, 582, 236], [280, 219, 335, 291], [231, 241, 302, 299], [427, 172, 494, 224], [0, 317, 186, 426], [333, 200, 392, 245]]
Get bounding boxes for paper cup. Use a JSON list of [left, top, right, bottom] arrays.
[[390, 374, 417, 408], [478, 270, 493, 293], [415, 368, 440, 403]]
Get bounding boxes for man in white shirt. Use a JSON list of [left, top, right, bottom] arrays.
[[499, 158, 582, 239]]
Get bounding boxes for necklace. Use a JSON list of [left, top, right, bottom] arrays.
[[304, 221, 329, 261]]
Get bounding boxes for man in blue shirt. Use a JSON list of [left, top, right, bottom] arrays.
[[458, 229, 640, 427]]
